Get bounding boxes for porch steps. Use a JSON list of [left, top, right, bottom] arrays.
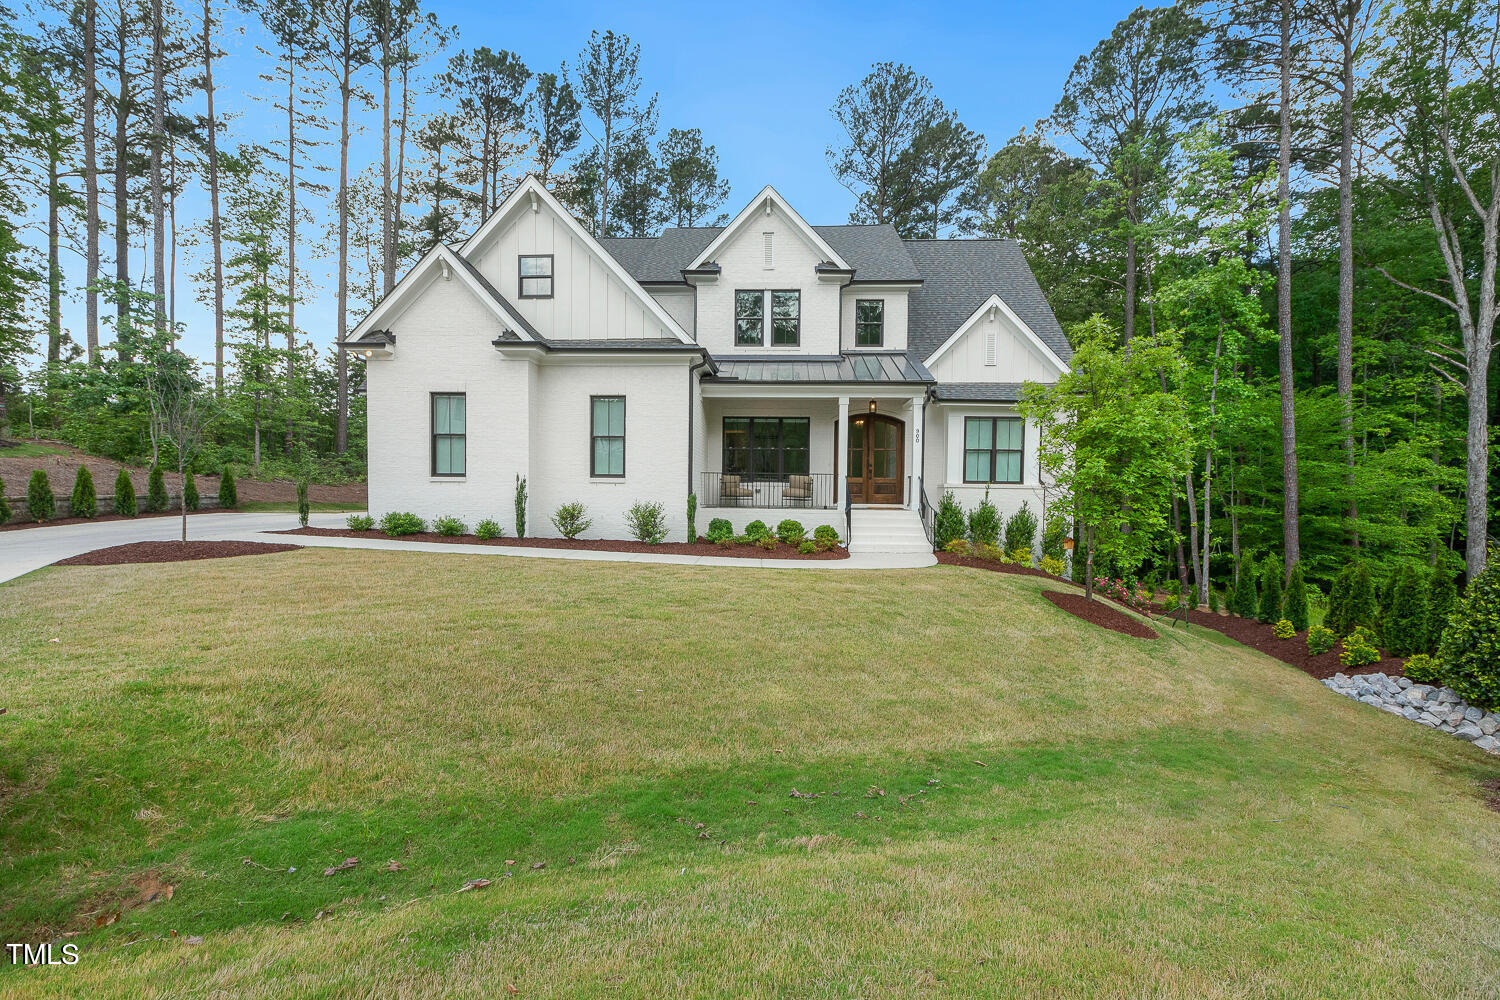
[[847, 507, 933, 555]]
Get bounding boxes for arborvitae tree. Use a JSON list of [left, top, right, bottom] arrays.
[[1283, 561, 1309, 632], [114, 468, 137, 517], [1438, 556, 1500, 709], [27, 469, 55, 523], [0, 474, 9, 523], [71, 465, 97, 518], [218, 465, 238, 508], [1384, 564, 1428, 658], [183, 470, 199, 511], [1233, 552, 1258, 618], [297, 478, 309, 526], [1258, 553, 1283, 623], [1427, 565, 1458, 654], [1327, 561, 1379, 638], [147, 465, 168, 511]]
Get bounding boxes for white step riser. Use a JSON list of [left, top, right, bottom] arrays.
[[848, 508, 934, 555]]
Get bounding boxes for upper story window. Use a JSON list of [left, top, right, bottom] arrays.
[[964, 416, 1023, 484], [735, 289, 800, 347], [431, 393, 466, 477], [519, 254, 553, 298], [855, 299, 884, 347]]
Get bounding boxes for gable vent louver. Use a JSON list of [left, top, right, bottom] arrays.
[[984, 327, 998, 366], [763, 232, 773, 269]]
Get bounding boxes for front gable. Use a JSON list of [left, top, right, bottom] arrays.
[[924, 294, 1070, 385], [687, 186, 850, 273], [348, 243, 536, 347], [463, 177, 691, 343]]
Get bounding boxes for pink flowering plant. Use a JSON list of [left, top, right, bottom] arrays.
[[1093, 576, 1154, 615]]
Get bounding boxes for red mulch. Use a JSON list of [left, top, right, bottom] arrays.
[[54, 540, 302, 566], [0, 507, 227, 533], [1041, 589, 1158, 639], [277, 527, 850, 560], [1167, 607, 1405, 680], [935, 552, 1069, 580], [1483, 779, 1500, 815]]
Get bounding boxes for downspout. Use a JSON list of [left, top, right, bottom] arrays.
[[687, 354, 709, 498]]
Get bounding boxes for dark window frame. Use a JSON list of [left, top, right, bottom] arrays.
[[590, 395, 626, 478], [734, 289, 764, 346], [722, 416, 811, 482], [430, 392, 467, 478], [770, 289, 801, 346], [962, 415, 1024, 484], [518, 254, 554, 299], [854, 298, 884, 347], [734, 289, 801, 347]]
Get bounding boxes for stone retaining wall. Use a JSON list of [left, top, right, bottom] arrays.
[[1323, 672, 1500, 755]]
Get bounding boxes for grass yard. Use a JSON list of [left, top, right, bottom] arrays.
[[236, 500, 367, 514], [1, 549, 1497, 998], [0, 441, 68, 459]]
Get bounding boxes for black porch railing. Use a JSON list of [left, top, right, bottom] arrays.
[[700, 472, 837, 509]]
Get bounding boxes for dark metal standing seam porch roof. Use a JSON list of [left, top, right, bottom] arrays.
[[703, 352, 935, 386]]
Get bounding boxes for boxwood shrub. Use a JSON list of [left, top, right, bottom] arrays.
[[776, 519, 805, 545], [434, 515, 466, 537], [475, 518, 504, 540], [706, 518, 734, 543], [380, 511, 426, 536], [744, 519, 770, 541], [347, 514, 375, 531]]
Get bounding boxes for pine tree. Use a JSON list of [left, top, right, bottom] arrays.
[[114, 468, 137, 517], [0, 474, 9, 523], [1384, 564, 1427, 657], [1233, 552, 1258, 618], [1328, 561, 1378, 638], [1258, 553, 1283, 623], [1437, 556, 1500, 709], [1283, 561, 1309, 632], [71, 466, 97, 518], [218, 465, 237, 508], [27, 469, 54, 523], [183, 470, 199, 511], [1426, 565, 1458, 654], [148, 465, 168, 511]]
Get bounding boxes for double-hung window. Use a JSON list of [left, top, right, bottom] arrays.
[[590, 396, 625, 477], [722, 417, 810, 481], [854, 299, 884, 346], [519, 255, 553, 298], [963, 416, 1023, 484], [735, 290, 800, 347], [431, 393, 466, 477]]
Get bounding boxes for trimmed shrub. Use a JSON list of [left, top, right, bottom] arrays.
[[347, 514, 375, 531], [0, 474, 8, 523], [1307, 626, 1337, 656], [1327, 561, 1379, 640], [1383, 563, 1427, 657], [475, 518, 504, 540], [183, 471, 199, 511], [686, 493, 697, 544], [27, 470, 54, 523], [744, 519, 770, 541], [943, 538, 972, 555], [1232, 553, 1258, 618], [1003, 501, 1039, 555], [1258, 554, 1283, 624], [798, 539, 817, 554], [114, 468, 137, 517], [1283, 562, 1308, 631], [380, 511, 426, 536], [218, 466, 237, 509], [776, 519, 805, 545], [626, 501, 667, 544], [1426, 564, 1458, 654], [1042, 514, 1068, 560], [812, 524, 840, 552], [70, 466, 97, 518], [1273, 619, 1296, 640], [1008, 546, 1033, 566], [1339, 626, 1382, 669], [757, 533, 778, 551], [550, 502, 592, 539], [1437, 555, 1500, 709], [434, 515, 466, 536], [706, 518, 734, 544], [967, 491, 1001, 547], [147, 465, 168, 512], [934, 492, 966, 550], [513, 474, 527, 539], [297, 479, 310, 527], [1207, 585, 1220, 614], [1403, 654, 1443, 685], [1040, 555, 1066, 577]]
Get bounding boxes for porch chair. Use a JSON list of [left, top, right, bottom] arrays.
[[783, 474, 814, 506], [720, 474, 754, 505]]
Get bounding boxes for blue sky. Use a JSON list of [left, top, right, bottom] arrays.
[[42, 0, 1135, 365]]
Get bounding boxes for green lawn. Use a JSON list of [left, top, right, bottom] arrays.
[[0, 441, 68, 458], [236, 500, 366, 514], [1, 550, 1496, 998]]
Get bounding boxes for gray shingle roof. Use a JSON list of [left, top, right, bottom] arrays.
[[705, 352, 933, 385], [454, 256, 547, 342], [599, 224, 920, 283], [930, 382, 1027, 403], [902, 240, 1072, 364]]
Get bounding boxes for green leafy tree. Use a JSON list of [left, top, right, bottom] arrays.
[[27, 469, 54, 522], [1284, 562, 1309, 632], [1437, 553, 1500, 709], [70, 465, 97, 518], [1258, 553, 1283, 624], [114, 468, 137, 517]]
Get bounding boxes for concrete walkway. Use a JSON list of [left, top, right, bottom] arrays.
[[0, 511, 936, 585]]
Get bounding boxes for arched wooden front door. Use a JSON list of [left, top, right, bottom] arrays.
[[846, 413, 904, 505]]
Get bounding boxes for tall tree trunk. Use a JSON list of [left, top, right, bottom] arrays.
[[169, 136, 178, 334], [150, 0, 166, 333], [380, 10, 395, 294], [1185, 468, 1200, 600], [113, 15, 131, 355], [46, 149, 61, 366], [203, 0, 224, 394], [1337, 26, 1358, 546], [1277, 0, 1301, 568], [84, 0, 100, 364], [286, 44, 298, 360], [1198, 326, 1224, 605], [335, 56, 352, 454], [395, 57, 409, 276]]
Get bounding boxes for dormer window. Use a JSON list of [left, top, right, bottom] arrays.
[[855, 299, 884, 347], [519, 255, 553, 298]]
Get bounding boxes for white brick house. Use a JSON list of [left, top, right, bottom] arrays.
[[345, 177, 1072, 552]]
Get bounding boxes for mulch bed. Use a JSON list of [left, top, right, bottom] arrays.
[[1041, 589, 1159, 639], [277, 527, 850, 560], [0, 507, 225, 533], [1166, 606, 1405, 680], [54, 540, 302, 566]]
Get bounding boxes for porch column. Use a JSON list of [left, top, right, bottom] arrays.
[[835, 396, 850, 508], [910, 395, 925, 510]]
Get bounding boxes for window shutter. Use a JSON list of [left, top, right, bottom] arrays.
[[763, 232, 773, 269], [984, 328, 998, 366]]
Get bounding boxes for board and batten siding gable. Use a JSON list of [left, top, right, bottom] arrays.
[[694, 201, 841, 356], [470, 202, 679, 341], [925, 302, 1065, 385]]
